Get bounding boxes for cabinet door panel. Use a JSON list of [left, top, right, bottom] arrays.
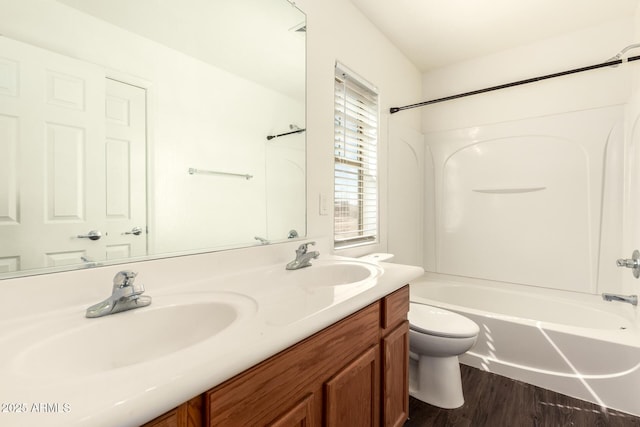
[[325, 345, 380, 427], [269, 393, 315, 427], [142, 409, 178, 427], [142, 396, 202, 427], [382, 321, 409, 427]]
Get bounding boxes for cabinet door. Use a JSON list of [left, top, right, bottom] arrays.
[[325, 345, 380, 427], [142, 409, 179, 427], [141, 397, 202, 427], [269, 394, 315, 427], [382, 321, 409, 427]]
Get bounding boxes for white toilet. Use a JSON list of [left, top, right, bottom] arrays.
[[408, 302, 479, 409]]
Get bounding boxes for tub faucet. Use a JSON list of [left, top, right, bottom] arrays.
[[85, 270, 152, 318], [616, 250, 640, 279], [602, 293, 638, 306], [286, 242, 319, 270]]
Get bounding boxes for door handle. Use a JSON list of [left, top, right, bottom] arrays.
[[123, 226, 143, 236], [77, 230, 102, 241]]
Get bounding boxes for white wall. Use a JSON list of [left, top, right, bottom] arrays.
[[421, 17, 637, 295], [149, 59, 305, 252], [295, 0, 422, 259]]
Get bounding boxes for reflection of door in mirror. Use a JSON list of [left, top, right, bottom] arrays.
[[0, 37, 147, 273], [104, 78, 147, 262]]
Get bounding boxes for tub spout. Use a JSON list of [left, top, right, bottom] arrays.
[[602, 293, 638, 306]]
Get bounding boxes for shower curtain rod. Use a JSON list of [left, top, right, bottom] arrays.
[[266, 128, 306, 140], [389, 54, 640, 114]]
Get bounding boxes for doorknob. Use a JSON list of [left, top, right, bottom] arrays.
[[123, 226, 143, 236], [77, 230, 102, 241]]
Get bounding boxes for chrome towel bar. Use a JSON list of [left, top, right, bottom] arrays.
[[188, 167, 253, 180]]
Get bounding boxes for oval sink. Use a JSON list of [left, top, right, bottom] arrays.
[[293, 261, 382, 288], [9, 292, 256, 380], [261, 260, 384, 326]]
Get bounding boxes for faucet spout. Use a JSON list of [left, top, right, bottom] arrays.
[[602, 293, 638, 306], [86, 270, 152, 318], [286, 241, 319, 270]]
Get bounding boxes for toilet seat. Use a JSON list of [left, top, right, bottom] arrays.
[[409, 303, 479, 338]]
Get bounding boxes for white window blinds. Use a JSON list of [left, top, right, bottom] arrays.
[[334, 64, 379, 248]]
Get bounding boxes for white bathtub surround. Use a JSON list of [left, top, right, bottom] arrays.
[[423, 105, 625, 294], [410, 273, 640, 416], [0, 243, 423, 427], [417, 18, 639, 299]]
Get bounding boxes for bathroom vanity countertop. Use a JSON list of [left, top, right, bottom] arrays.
[[0, 255, 423, 427]]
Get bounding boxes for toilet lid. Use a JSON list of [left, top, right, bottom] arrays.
[[409, 303, 479, 338]]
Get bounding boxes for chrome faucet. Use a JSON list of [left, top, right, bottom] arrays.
[[85, 270, 152, 318], [602, 293, 638, 306], [254, 236, 270, 245], [617, 250, 640, 278], [286, 242, 319, 270]]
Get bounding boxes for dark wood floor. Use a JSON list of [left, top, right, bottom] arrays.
[[404, 364, 640, 427]]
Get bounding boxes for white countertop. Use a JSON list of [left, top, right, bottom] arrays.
[[0, 253, 423, 427]]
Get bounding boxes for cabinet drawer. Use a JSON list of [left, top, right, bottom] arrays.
[[381, 285, 409, 331]]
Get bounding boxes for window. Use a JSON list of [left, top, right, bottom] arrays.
[[334, 63, 379, 248]]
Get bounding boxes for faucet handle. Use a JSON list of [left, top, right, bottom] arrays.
[[297, 241, 316, 254], [616, 250, 640, 278], [113, 270, 138, 288]]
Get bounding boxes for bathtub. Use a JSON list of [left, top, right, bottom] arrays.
[[409, 273, 640, 416]]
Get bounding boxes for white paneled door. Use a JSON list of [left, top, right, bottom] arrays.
[[104, 78, 147, 262], [0, 37, 146, 273]]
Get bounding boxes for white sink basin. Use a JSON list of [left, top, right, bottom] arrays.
[[261, 260, 383, 326], [7, 292, 256, 380], [294, 261, 382, 287]]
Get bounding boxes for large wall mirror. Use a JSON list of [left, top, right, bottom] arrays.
[[0, 0, 306, 278]]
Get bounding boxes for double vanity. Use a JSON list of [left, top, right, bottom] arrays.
[[0, 245, 423, 427]]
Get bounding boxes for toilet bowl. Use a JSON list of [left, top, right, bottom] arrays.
[[408, 302, 479, 409]]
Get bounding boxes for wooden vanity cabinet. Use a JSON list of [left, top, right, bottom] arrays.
[[142, 285, 409, 427], [206, 298, 381, 426]]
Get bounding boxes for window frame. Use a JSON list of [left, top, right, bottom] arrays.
[[333, 63, 379, 249]]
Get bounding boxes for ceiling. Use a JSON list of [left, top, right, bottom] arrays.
[[348, 0, 640, 71]]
